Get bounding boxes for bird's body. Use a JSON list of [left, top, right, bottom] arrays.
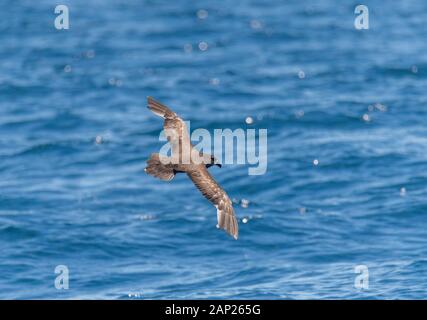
[[145, 97, 239, 239]]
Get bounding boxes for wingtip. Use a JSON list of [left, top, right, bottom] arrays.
[[216, 224, 238, 240], [146, 96, 154, 105]]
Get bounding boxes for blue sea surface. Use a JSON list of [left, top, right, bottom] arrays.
[[1, 0, 427, 299]]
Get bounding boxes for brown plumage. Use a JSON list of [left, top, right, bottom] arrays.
[[145, 153, 176, 181], [145, 97, 239, 240]]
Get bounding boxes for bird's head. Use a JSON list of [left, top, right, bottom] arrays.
[[207, 155, 222, 168]]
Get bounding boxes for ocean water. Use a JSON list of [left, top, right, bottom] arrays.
[[1, 0, 427, 299]]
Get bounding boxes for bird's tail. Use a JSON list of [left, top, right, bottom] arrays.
[[147, 97, 176, 118], [145, 153, 176, 181]]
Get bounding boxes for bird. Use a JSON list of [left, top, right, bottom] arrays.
[[145, 97, 239, 240]]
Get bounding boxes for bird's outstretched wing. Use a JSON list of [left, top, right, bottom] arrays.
[[147, 96, 177, 119], [187, 167, 239, 239], [147, 97, 191, 159]]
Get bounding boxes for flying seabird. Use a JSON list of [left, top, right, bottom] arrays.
[[145, 97, 239, 240]]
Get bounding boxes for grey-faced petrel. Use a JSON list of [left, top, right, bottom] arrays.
[[145, 97, 239, 240]]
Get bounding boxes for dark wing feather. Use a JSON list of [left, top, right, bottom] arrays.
[[147, 96, 177, 119], [145, 153, 176, 181], [147, 97, 191, 159], [187, 167, 239, 239]]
